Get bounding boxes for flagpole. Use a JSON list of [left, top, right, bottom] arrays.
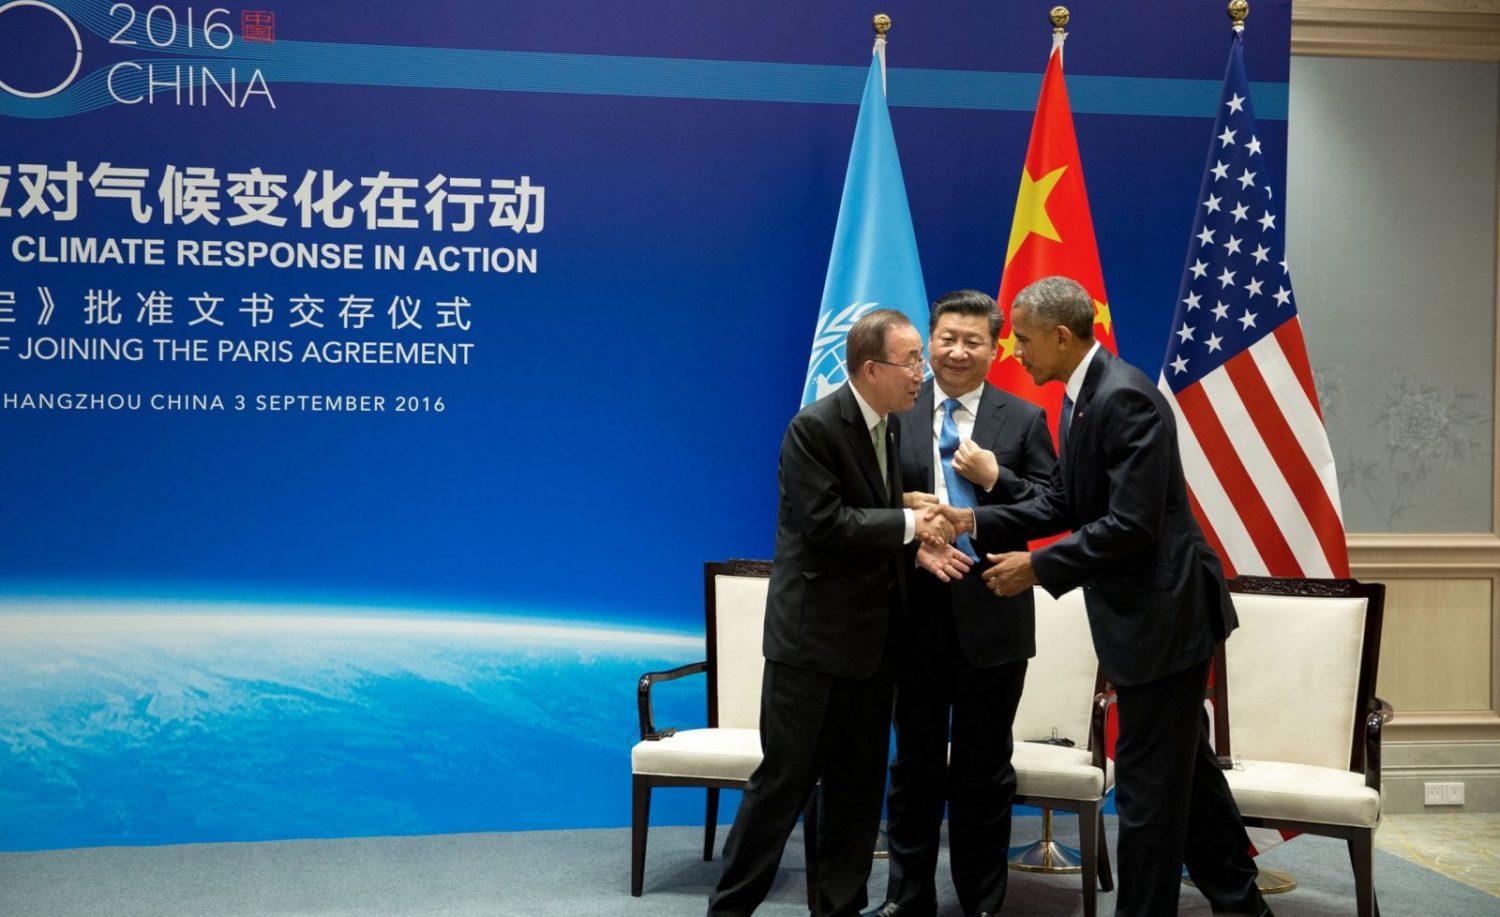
[[873, 13, 890, 93], [1006, 1, 1097, 881]]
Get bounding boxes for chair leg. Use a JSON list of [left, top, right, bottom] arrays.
[[631, 776, 651, 897], [1096, 806, 1114, 892], [1349, 829, 1376, 917], [1078, 802, 1098, 917], [704, 787, 720, 861], [802, 788, 820, 910]]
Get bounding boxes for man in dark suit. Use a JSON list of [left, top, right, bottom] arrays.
[[977, 276, 1271, 917], [864, 290, 1056, 917], [709, 309, 961, 917]]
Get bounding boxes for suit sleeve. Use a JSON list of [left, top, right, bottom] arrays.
[[972, 461, 1068, 541], [983, 406, 1057, 505], [1030, 386, 1171, 595], [780, 409, 905, 553]]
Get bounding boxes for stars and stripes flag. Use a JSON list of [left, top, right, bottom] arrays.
[[989, 29, 1117, 443], [1158, 31, 1348, 582], [1157, 30, 1349, 854], [802, 32, 928, 406]]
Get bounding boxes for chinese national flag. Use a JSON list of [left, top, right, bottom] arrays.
[[990, 38, 1117, 446], [991, 36, 1122, 754]]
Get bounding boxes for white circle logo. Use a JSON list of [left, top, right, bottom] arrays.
[[0, 0, 83, 99]]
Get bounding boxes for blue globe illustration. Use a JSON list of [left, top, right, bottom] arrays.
[[0, 600, 710, 851]]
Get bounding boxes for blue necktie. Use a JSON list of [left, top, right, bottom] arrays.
[[939, 398, 979, 561], [1059, 393, 1074, 460]]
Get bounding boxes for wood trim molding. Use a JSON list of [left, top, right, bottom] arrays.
[[1292, 2, 1500, 60], [1347, 533, 1500, 574], [1385, 710, 1500, 742]]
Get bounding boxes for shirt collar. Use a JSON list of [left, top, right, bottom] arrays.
[[933, 381, 984, 418], [848, 383, 884, 432], [1064, 341, 1103, 403]]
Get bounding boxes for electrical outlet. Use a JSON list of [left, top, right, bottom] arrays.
[[1424, 782, 1464, 806]]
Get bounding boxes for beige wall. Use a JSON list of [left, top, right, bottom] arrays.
[[1290, 1, 1500, 780]]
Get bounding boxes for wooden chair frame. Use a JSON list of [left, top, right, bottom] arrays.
[[630, 559, 817, 905], [1216, 575, 1392, 917]]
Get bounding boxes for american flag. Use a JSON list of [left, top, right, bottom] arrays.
[[1157, 30, 1349, 581]]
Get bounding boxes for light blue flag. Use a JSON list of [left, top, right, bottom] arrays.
[[802, 46, 928, 406]]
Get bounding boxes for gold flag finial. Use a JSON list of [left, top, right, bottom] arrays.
[[873, 13, 891, 38], [1050, 6, 1070, 34], [1228, 0, 1249, 32]]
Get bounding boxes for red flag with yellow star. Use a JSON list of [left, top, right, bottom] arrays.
[[991, 35, 1117, 445]]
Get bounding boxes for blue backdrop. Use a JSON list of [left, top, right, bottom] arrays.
[[0, 0, 1291, 850]]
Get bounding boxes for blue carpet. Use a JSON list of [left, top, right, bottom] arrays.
[[1, 816, 1494, 915]]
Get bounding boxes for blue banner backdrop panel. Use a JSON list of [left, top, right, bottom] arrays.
[[0, 0, 1291, 850]]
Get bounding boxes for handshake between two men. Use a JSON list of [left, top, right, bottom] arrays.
[[899, 432, 1039, 600]]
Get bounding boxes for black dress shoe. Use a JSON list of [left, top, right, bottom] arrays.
[[859, 902, 936, 917]]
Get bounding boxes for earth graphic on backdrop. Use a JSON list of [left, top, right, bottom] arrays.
[[0, 599, 713, 851]]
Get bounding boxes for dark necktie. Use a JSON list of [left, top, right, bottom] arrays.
[[872, 418, 888, 489], [938, 398, 978, 561], [1059, 393, 1074, 460]]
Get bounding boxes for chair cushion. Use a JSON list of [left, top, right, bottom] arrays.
[[1013, 741, 1113, 800], [631, 727, 761, 781], [1224, 759, 1381, 828]]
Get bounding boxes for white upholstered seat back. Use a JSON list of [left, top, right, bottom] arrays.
[[1224, 591, 1369, 771], [1013, 587, 1096, 746], [712, 572, 770, 729]]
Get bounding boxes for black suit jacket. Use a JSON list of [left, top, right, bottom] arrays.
[[975, 350, 1237, 687], [894, 380, 1055, 667], [763, 384, 907, 679]]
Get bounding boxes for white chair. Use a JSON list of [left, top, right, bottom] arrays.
[[1010, 586, 1115, 917], [629, 560, 816, 903], [1216, 576, 1391, 917]]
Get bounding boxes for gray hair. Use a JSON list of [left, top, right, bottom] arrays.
[[1011, 276, 1094, 340]]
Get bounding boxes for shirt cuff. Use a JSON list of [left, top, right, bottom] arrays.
[[902, 508, 915, 544]]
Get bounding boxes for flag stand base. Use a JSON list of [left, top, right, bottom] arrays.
[[1008, 809, 1084, 874], [1184, 867, 1298, 895]]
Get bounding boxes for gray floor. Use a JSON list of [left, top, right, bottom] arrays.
[[2, 816, 1495, 916]]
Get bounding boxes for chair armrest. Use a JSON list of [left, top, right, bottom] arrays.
[[1363, 695, 1394, 792], [637, 661, 708, 740], [1090, 689, 1117, 772]]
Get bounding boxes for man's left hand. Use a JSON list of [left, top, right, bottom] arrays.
[[983, 551, 1039, 598], [916, 542, 973, 583]]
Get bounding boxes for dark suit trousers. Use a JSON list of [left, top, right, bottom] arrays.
[[709, 659, 894, 917], [1113, 660, 1264, 917], [884, 600, 1028, 916]]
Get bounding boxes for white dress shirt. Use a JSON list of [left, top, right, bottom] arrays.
[[849, 384, 916, 544]]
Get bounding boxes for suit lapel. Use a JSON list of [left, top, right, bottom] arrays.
[[838, 386, 888, 502], [971, 383, 1007, 451], [1065, 350, 1111, 488]]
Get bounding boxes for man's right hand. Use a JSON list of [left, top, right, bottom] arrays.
[[929, 504, 975, 536], [914, 507, 956, 547]]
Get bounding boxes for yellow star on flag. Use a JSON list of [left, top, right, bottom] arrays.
[[1005, 165, 1067, 266], [1093, 299, 1112, 336], [997, 328, 1018, 363]]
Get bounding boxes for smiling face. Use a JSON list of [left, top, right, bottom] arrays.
[[929, 312, 998, 398]]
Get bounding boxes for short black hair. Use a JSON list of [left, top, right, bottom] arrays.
[[929, 289, 1001, 342]]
